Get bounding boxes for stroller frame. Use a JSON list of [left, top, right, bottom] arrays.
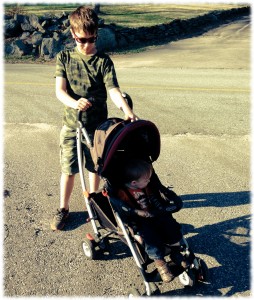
[[76, 108, 208, 296]]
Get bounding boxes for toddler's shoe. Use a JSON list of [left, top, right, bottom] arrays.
[[155, 260, 174, 283]]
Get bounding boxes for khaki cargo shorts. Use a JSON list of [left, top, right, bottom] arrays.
[[60, 125, 96, 175]]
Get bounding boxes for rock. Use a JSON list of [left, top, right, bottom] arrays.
[[5, 39, 33, 57], [96, 27, 117, 52], [5, 19, 22, 38], [20, 22, 35, 32], [28, 14, 45, 33], [14, 14, 28, 23], [30, 32, 43, 45], [20, 32, 30, 40], [40, 37, 63, 58], [62, 18, 70, 28]]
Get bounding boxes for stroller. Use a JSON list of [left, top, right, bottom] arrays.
[[77, 94, 208, 296]]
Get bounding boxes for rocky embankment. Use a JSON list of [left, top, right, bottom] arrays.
[[4, 6, 250, 60]]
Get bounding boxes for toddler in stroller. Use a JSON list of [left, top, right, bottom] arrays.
[[113, 158, 189, 283]]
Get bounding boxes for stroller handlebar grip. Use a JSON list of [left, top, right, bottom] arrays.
[[77, 109, 83, 122]]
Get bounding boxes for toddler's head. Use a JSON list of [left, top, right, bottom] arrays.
[[122, 159, 152, 189]]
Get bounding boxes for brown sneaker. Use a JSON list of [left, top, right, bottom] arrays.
[[50, 208, 69, 231], [155, 260, 174, 283]]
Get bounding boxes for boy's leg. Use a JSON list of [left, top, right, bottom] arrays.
[[88, 171, 100, 193], [50, 173, 75, 231], [51, 125, 78, 231], [60, 173, 75, 209]]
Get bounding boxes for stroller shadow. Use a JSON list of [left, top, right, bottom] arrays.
[[97, 238, 132, 261], [62, 191, 251, 296], [63, 211, 134, 259], [160, 190, 251, 297]]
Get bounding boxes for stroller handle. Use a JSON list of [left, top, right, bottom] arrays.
[[77, 110, 92, 148], [122, 92, 133, 110], [77, 109, 83, 123]]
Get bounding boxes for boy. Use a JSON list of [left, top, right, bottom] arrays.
[[115, 159, 188, 283], [51, 6, 138, 231]]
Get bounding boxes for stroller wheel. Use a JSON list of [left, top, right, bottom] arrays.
[[178, 269, 196, 287], [81, 239, 96, 260], [128, 288, 140, 297]]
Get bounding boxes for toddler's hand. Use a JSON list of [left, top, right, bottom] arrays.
[[135, 210, 153, 218]]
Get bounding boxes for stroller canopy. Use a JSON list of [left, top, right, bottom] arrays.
[[91, 118, 161, 178]]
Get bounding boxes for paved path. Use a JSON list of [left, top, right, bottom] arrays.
[[3, 16, 251, 297]]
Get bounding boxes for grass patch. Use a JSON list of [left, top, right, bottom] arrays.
[[5, 54, 37, 63]]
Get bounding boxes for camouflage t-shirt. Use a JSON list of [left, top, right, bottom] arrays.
[[55, 47, 120, 131]]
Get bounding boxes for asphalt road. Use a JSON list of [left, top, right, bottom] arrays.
[[3, 16, 251, 297]]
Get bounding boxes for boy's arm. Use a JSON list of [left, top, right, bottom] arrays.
[[55, 77, 92, 111], [109, 87, 139, 121]]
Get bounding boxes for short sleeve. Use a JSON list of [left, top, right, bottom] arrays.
[[102, 56, 119, 90], [54, 51, 67, 78]]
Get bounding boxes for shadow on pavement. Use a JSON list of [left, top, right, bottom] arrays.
[[64, 191, 251, 296], [181, 190, 250, 208], [63, 211, 88, 231], [161, 190, 251, 296]]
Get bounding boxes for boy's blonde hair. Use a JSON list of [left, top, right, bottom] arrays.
[[122, 159, 152, 184], [69, 6, 99, 35]]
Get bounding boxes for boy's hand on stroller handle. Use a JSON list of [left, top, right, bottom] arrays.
[[125, 113, 139, 122], [76, 97, 93, 111]]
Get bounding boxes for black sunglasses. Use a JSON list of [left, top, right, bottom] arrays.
[[73, 31, 97, 44]]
